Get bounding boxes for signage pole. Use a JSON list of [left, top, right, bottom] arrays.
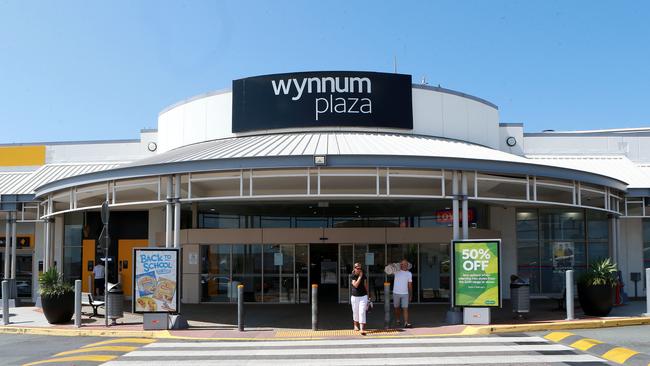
[[104, 220, 109, 327]]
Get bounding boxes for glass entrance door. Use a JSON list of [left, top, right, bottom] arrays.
[[309, 244, 338, 302]]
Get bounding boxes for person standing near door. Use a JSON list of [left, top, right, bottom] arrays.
[[93, 261, 105, 297], [393, 259, 413, 328], [350, 262, 370, 335]]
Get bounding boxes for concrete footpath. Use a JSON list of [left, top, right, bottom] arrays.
[[0, 299, 648, 340]]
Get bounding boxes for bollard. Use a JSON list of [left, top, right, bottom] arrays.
[[384, 282, 391, 329], [237, 284, 244, 331], [311, 284, 318, 331], [565, 270, 574, 320], [645, 268, 650, 316], [2, 280, 8, 325], [74, 280, 82, 328]]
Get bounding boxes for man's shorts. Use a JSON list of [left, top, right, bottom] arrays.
[[393, 293, 409, 308]]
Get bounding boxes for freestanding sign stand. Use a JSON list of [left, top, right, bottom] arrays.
[[133, 248, 181, 330], [451, 239, 502, 325]]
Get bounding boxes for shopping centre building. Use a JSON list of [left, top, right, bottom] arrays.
[[1, 71, 649, 306]]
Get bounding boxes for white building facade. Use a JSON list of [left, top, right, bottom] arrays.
[[0, 71, 648, 306]]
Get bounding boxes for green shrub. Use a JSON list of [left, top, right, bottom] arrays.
[[579, 258, 618, 287], [38, 267, 73, 297]]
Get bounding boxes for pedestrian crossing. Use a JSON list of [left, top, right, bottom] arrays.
[[101, 335, 609, 365], [22, 338, 155, 366]]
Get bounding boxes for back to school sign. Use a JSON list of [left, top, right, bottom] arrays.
[[452, 240, 501, 307]]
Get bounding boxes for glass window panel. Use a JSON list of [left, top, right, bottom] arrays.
[[53, 191, 71, 212], [198, 214, 240, 229], [63, 246, 82, 283], [253, 176, 308, 196], [516, 210, 538, 241], [587, 211, 609, 241], [581, 189, 606, 209], [339, 244, 353, 303], [200, 245, 232, 302], [295, 217, 328, 228], [517, 241, 540, 293], [262, 244, 295, 303], [389, 177, 442, 196], [296, 244, 309, 304], [387, 244, 418, 302], [536, 184, 573, 204], [477, 178, 527, 200], [192, 179, 240, 198], [540, 210, 585, 241], [589, 243, 610, 263], [332, 217, 364, 228], [390, 169, 442, 177], [114, 178, 159, 203], [260, 217, 291, 228], [76, 184, 107, 208], [366, 217, 400, 227], [419, 244, 450, 302], [320, 175, 376, 195], [230, 274, 262, 303], [626, 201, 644, 216], [232, 245, 262, 275]]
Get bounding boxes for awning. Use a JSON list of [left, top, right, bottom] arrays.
[[33, 132, 629, 196]]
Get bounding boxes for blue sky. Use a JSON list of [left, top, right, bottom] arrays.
[[0, 1, 649, 143]]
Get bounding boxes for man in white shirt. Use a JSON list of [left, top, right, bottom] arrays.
[[93, 262, 105, 296], [393, 259, 413, 327]]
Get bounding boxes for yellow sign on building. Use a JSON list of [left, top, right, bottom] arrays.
[[0, 145, 46, 166]]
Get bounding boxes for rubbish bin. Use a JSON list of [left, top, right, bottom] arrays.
[[510, 281, 530, 317], [106, 282, 124, 324]]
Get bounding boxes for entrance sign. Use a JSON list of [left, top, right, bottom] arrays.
[[133, 248, 180, 313], [451, 240, 501, 307], [232, 71, 413, 133]]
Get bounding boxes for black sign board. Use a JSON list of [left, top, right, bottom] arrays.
[[232, 71, 413, 133]]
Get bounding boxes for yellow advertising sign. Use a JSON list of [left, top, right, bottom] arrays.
[[0, 145, 46, 166]]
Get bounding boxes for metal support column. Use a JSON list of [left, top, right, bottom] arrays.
[[165, 176, 173, 248], [43, 218, 49, 272], [4, 213, 10, 279], [173, 174, 181, 249], [461, 173, 469, 240], [10, 212, 16, 279], [452, 171, 460, 241]]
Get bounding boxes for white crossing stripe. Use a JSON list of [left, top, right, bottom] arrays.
[[144, 336, 548, 348], [126, 344, 571, 357], [101, 336, 608, 366], [102, 354, 604, 365]]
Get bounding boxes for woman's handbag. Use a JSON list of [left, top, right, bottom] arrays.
[[366, 300, 374, 313]]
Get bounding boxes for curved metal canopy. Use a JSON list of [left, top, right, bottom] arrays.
[[34, 132, 628, 197]]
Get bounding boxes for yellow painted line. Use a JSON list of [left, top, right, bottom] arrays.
[[602, 347, 639, 364], [22, 354, 117, 366], [570, 338, 602, 351], [0, 326, 167, 339], [81, 337, 156, 348], [544, 332, 574, 342], [55, 345, 138, 356]]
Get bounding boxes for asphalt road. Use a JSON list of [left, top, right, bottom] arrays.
[[0, 333, 105, 365]]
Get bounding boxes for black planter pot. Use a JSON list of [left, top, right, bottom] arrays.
[[577, 283, 614, 317], [41, 292, 75, 324]]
